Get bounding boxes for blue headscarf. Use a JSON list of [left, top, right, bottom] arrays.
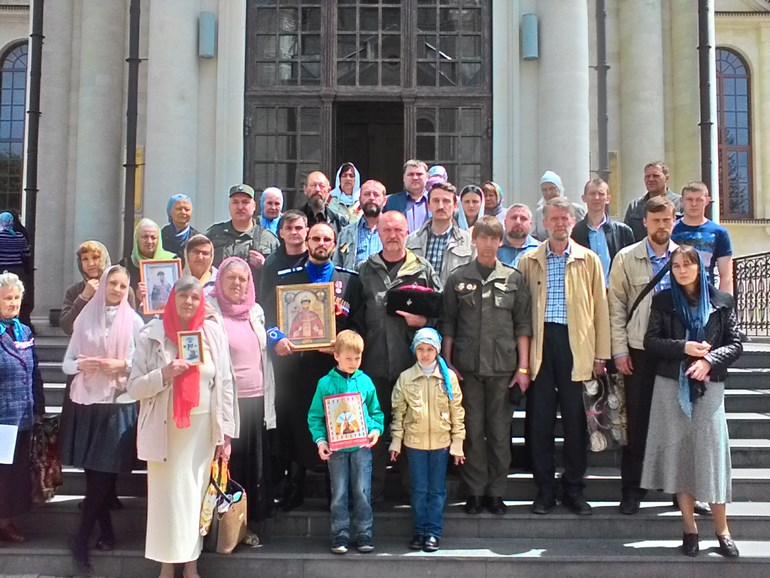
[[330, 163, 361, 207], [0, 212, 21, 236], [166, 194, 193, 246], [670, 249, 711, 418], [410, 327, 454, 400], [259, 187, 284, 235]]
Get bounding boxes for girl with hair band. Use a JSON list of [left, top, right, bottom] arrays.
[[642, 245, 743, 558], [60, 265, 144, 571], [161, 194, 199, 263]]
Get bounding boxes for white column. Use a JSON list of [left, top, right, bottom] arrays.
[[72, 0, 127, 256], [537, 0, 590, 201], [669, 0, 701, 190], [143, 0, 201, 223], [618, 0, 665, 205], [210, 0, 246, 224], [35, 0, 76, 314]]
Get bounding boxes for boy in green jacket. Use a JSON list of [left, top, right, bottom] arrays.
[[308, 330, 384, 555]]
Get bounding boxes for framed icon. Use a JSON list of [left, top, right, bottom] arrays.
[[276, 282, 336, 351], [323, 392, 369, 452], [139, 259, 182, 314], [178, 330, 204, 366]]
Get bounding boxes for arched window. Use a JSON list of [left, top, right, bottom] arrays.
[[0, 42, 27, 212], [716, 48, 752, 219]]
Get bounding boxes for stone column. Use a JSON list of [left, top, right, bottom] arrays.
[[537, 0, 590, 202], [759, 27, 770, 219], [36, 0, 75, 314], [72, 0, 127, 256], [143, 0, 201, 222], [669, 0, 701, 190], [618, 0, 665, 206]]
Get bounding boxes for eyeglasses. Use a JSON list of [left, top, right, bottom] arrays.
[[310, 236, 334, 244]]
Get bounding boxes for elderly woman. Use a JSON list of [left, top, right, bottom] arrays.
[[122, 218, 177, 312], [259, 187, 284, 235], [128, 276, 237, 578], [207, 257, 275, 545], [161, 194, 199, 262], [642, 246, 742, 558], [183, 235, 217, 297], [59, 265, 144, 571], [328, 162, 362, 222], [460, 185, 484, 229], [0, 272, 44, 543]]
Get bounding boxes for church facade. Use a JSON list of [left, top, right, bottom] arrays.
[[0, 0, 767, 315]]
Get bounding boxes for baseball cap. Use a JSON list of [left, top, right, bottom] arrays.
[[228, 184, 255, 198]]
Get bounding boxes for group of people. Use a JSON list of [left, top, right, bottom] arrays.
[[0, 158, 742, 574]]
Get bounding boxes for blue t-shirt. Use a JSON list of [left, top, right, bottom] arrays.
[[671, 219, 732, 285]]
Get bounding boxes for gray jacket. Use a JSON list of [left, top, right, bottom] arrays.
[[406, 220, 474, 285], [333, 219, 380, 270]]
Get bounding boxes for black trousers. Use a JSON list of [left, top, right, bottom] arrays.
[[77, 470, 117, 541], [620, 348, 656, 499], [527, 323, 587, 497]]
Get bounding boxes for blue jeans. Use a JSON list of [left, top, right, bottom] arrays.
[[327, 447, 373, 541], [406, 447, 449, 537]]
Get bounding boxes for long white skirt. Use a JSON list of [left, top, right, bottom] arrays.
[[146, 413, 215, 563]]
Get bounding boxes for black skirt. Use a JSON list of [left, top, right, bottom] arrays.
[[59, 398, 138, 474], [0, 429, 32, 518], [229, 396, 273, 525]]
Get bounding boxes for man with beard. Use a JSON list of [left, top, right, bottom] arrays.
[[206, 183, 280, 290], [334, 180, 387, 269], [609, 196, 690, 515], [300, 171, 349, 235], [498, 204, 540, 267], [347, 211, 442, 501], [518, 197, 610, 516], [406, 181, 474, 285], [260, 209, 309, 305], [264, 222, 358, 510]]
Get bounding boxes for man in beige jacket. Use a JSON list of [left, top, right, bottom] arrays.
[[518, 197, 610, 516], [609, 196, 678, 515]]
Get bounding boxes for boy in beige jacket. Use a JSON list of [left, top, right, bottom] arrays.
[[389, 328, 465, 553]]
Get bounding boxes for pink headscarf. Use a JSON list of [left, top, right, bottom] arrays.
[[212, 257, 255, 320], [70, 266, 137, 404]]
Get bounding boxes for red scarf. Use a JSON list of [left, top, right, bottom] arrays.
[[162, 288, 206, 428]]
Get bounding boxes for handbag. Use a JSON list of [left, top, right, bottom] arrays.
[[582, 372, 628, 452], [30, 415, 63, 505], [202, 459, 248, 554], [200, 459, 227, 536]]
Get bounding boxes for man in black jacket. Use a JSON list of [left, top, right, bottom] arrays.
[[299, 171, 349, 235], [571, 178, 634, 285]]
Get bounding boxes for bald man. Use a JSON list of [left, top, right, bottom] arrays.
[[299, 171, 349, 235]]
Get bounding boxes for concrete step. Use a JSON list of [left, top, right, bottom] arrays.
[[40, 360, 66, 384], [58, 468, 147, 497], [734, 343, 770, 369], [510, 411, 770, 440], [21, 497, 770, 541], [726, 368, 770, 389], [35, 337, 69, 362], [4, 531, 770, 578], [725, 388, 770, 412]]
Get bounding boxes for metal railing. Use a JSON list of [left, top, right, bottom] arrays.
[[733, 252, 770, 337]]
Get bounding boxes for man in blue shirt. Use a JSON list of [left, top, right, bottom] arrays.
[[383, 160, 430, 233], [672, 181, 733, 294], [334, 180, 386, 270], [497, 204, 540, 268], [571, 179, 634, 286]]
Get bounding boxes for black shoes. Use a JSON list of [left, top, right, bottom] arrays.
[[619, 496, 641, 515], [562, 493, 592, 516], [682, 532, 699, 557], [531, 494, 557, 515], [356, 535, 374, 553], [423, 535, 440, 552], [409, 534, 426, 550], [463, 495, 484, 515], [71, 535, 93, 573], [485, 496, 507, 515], [95, 535, 115, 551], [716, 534, 740, 558]]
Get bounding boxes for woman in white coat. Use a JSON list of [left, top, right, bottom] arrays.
[[128, 276, 238, 578], [206, 257, 275, 545]]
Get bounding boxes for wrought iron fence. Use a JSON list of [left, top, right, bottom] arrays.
[[733, 252, 770, 337]]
